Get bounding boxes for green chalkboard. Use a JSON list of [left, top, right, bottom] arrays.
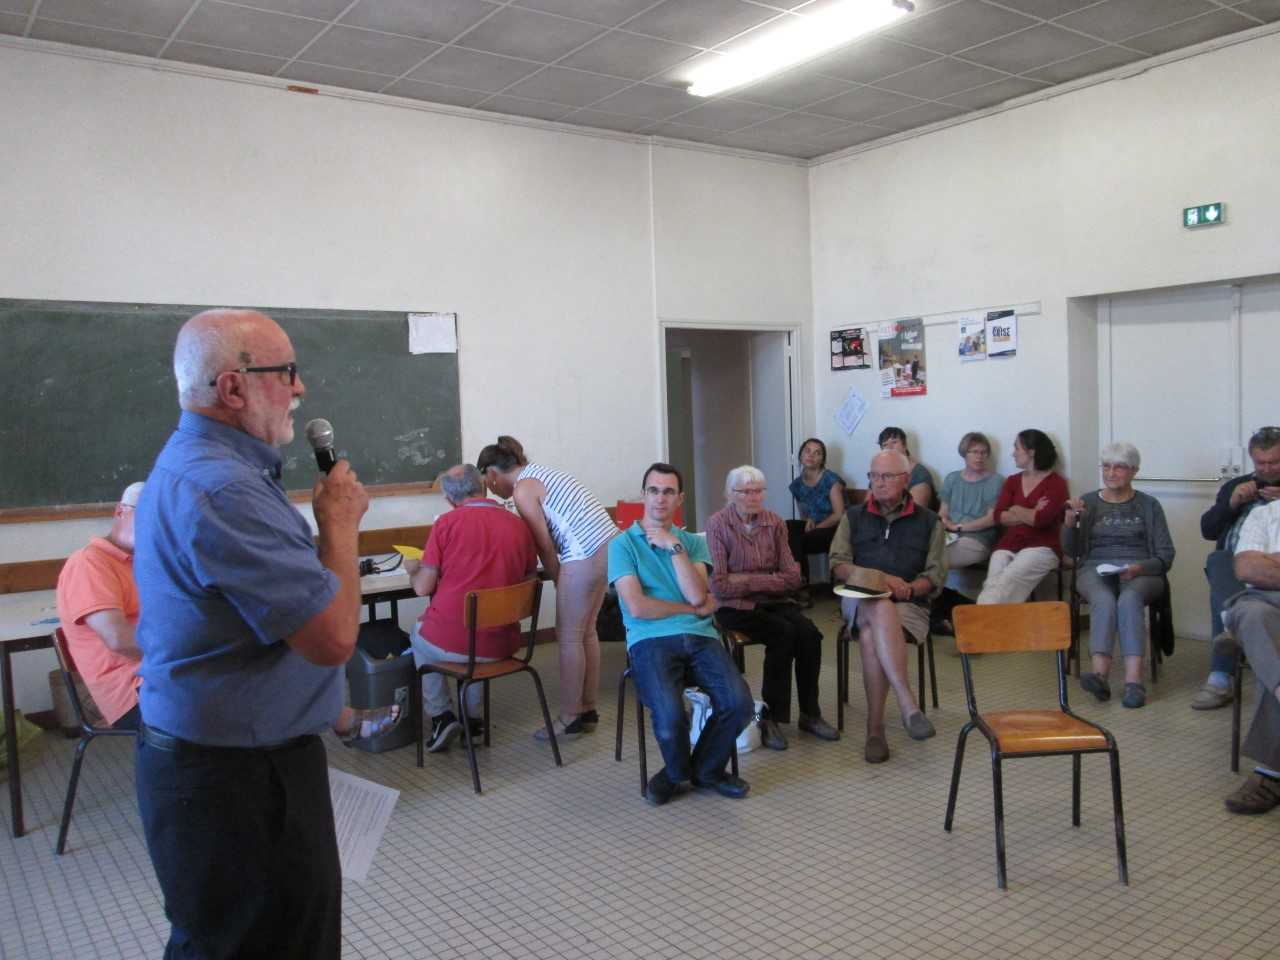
[[1, 300, 461, 509]]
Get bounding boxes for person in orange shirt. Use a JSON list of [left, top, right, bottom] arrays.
[[56, 481, 398, 738]]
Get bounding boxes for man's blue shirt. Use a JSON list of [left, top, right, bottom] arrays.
[[607, 523, 719, 649], [134, 411, 340, 746]]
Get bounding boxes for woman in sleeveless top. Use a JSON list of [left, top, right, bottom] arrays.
[[478, 436, 618, 740]]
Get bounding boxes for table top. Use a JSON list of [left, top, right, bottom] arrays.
[[0, 589, 58, 645]]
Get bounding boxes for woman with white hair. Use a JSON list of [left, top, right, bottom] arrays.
[[1065, 442, 1176, 709], [706, 465, 840, 750]]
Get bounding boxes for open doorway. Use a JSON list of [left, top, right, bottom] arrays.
[[663, 326, 798, 529]]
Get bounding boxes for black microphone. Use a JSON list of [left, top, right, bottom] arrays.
[[304, 418, 338, 474]]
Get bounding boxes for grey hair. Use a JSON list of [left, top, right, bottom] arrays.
[[441, 464, 485, 504], [873, 449, 911, 474], [119, 481, 145, 507], [1249, 426, 1280, 453], [725, 464, 766, 496], [1100, 442, 1141, 470], [173, 320, 242, 409]]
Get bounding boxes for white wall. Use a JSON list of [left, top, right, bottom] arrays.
[[809, 29, 1280, 491], [0, 42, 813, 709]]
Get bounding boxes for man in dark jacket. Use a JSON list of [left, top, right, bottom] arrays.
[[1193, 427, 1280, 709]]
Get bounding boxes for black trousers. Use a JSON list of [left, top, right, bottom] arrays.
[[785, 520, 837, 584], [136, 728, 342, 960], [716, 602, 824, 722]]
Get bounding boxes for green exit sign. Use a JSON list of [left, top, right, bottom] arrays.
[[1183, 202, 1225, 228]]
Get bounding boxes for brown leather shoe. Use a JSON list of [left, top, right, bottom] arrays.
[[1224, 772, 1280, 815], [864, 734, 890, 764]]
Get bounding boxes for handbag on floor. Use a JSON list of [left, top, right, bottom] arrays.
[[684, 689, 764, 753]]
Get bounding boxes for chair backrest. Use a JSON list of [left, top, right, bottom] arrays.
[[953, 601, 1070, 655], [51, 628, 91, 729], [463, 578, 542, 630], [614, 501, 683, 529]]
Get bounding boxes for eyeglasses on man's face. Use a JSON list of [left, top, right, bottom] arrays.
[[867, 471, 907, 483], [208, 362, 298, 387]]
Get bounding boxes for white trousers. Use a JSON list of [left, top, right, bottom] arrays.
[[977, 547, 1058, 605]]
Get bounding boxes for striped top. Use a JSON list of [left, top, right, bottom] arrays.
[[516, 462, 617, 562]]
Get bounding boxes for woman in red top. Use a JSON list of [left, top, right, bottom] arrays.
[[977, 429, 1069, 605]]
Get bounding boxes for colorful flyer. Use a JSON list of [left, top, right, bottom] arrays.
[[877, 318, 926, 396], [957, 313, 986, 362], [986, 310, 1017, 358], [830, 327, 870, 370]]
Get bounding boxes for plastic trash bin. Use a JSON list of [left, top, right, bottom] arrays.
[[345, 620, 414, 754]]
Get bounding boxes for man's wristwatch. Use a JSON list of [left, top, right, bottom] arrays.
[[666, 542, 685, 556]]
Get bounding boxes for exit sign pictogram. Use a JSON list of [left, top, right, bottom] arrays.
[[1183, 202, 1225, 228]]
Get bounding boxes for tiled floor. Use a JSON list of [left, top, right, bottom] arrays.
[[3, 598, 1278, 959]]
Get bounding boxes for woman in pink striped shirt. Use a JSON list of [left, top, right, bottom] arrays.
[[706, 465, 841, 751]]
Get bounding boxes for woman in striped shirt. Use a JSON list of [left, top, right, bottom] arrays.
[[478, 436, 618, 740]]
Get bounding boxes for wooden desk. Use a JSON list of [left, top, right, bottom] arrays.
[[0, 589, 58, 838]]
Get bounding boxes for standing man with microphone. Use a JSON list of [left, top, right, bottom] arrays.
[[133, 308, 368, 959]]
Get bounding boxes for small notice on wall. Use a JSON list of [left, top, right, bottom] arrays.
[[407, 312, 458, 354], [877, 317, 926, 397], [830, 327, 870, 370], [958, 313, 986, 362], [986, 310, 1017, 358]]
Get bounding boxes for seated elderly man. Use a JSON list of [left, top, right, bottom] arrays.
[[610, 462, 754, 805], [1221, 499, 1280, 814], [1194, 426, 1280, 710], [404, 463, 538, 752], [56, 482, 146, 730], [830, 449, 944, 763], [706, 464, 839, 749]]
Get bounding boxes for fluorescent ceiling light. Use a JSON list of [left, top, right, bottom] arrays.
[[686, 0, 914, 98]]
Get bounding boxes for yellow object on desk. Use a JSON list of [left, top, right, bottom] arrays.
[[393, 545, 423, 561]]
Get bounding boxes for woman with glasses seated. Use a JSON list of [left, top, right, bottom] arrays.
[[708, 465, 840, 751], [1065, 442, 1175, 709], [977, 428, 1069, 606], [933, 431, 1004, 633], [878, 426, 936, 509], [786, 438, 846, 579]]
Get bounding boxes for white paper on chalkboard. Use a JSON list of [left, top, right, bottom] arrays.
[[407, 312, 457, 354]]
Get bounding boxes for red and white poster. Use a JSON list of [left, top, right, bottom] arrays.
[[877, 318, 926, 397]]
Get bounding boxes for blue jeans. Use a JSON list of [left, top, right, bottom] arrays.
[[628, 633, 753, 784], [1206, 549, 1245, 672]]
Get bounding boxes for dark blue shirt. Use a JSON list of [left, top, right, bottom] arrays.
[[134, 412, 340, 746]]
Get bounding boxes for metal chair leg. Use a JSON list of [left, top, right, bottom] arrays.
[[926, 634, 939, 708], [916, 640, 925, 716], [413, 667, 426, 768], [944, 721, 973, 832], [1072, 754, 1082, 827], [55, 734, 92, 856], [991, 752, 1008, 889], [615, 667, 629, 762], [483, 680, 492, 747], [1231, 658, 1243, 773], [836, 630, 845, 731], [636, 692, 648, 795], [457, 679, 483, 794], [1108, 747, 1129, 885], [528, 668, 562, 767]]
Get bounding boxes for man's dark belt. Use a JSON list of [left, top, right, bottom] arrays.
[[140, 723, 314, 754]]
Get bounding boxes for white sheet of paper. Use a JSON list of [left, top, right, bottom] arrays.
[[407, 312, 457, 354], [834, 388, 867, 436], [328, 768, 399, 882], [878, 366, 894, 398], [1095, 563, 1128, 575]]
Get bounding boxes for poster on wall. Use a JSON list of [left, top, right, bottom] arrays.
[[957, 313, 986, 362], [986, 310, 1017, 358], [877, 317, 927, 396], [830, 327, 870, 370]]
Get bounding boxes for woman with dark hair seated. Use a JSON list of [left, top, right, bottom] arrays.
[[786, 437, 846, 578], [1065, 442, 1175, 709], [878, 426, 935, 509], [977, 428, 1069, 605], [710, 465, 840, 750], [933, 431, 1003, 632]]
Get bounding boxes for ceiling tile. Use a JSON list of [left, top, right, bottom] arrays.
[[279, 61, 394, 92], [873, 100, 966, 130], [0, 1, 32, 14], [624, 0, 779, 48], [1124, 9, 1257, 55], [37, 0, 190, 36], [381, 77, 489, 107], [339, 0, 499, 44], [473, 94, 575, 120], [941, 75, 1049, 109], [177, 2, 327, 58], [643, 120, 731, 143], [751, 110, 854, 139], [874, 56, 1005, 98], [803, 85, 923, 122], [513, 0, 662, 27], [1022, 42, 1145, 83], [715, 132, 821, 159], [0, 13, 26, 35], [503, 66, 632, 106], [457, 6, 604, 61], [559, 30, 698, 79], [231, 0, 351, 17], [1057, 0, 1217, 43], [162, 42, 289, 75], [988, 0, 1098, 17], [29, 19, 164, 55], [961, 23, 1101, 73], [805, 36, 939, 84], [591, 82, 699, 118], [809, 123, 896, 149], [731, 70, 856, 110], [301, 26, 439, 75], [887, 0, 1038, 54], [1236, 0, 1280, 24], [671, 97, 785, 129], [407, 47, 540, 92], [559, 108, 650, 132]]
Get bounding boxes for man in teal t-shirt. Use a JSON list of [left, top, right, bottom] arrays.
[[608, 462, 753, 806]]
